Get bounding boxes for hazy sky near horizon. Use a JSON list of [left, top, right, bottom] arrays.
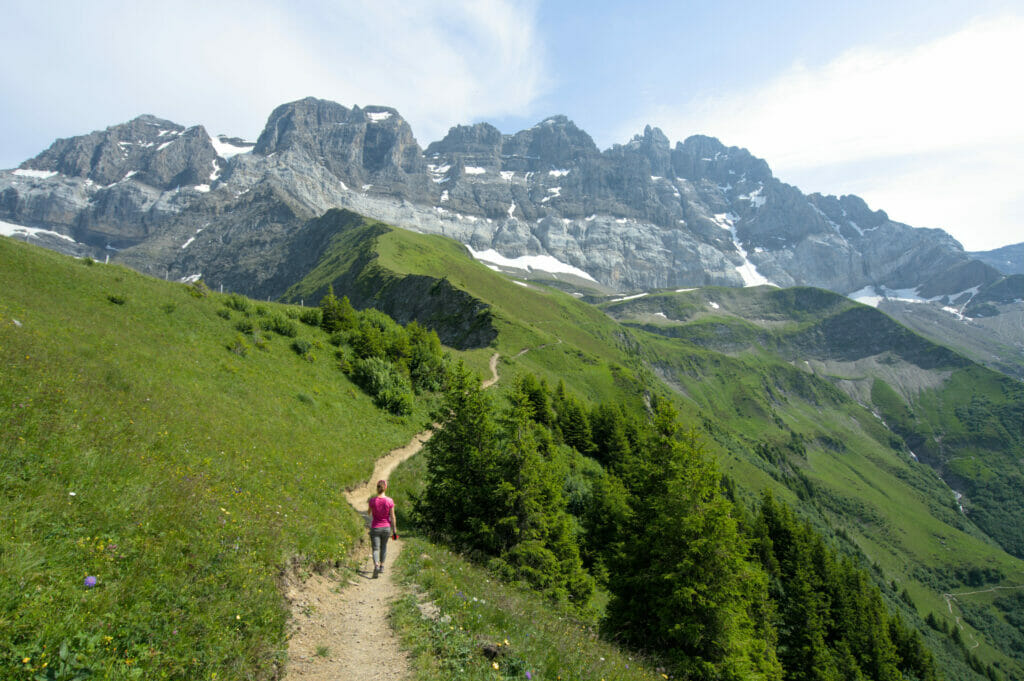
[[2, 0, 1021, 250]]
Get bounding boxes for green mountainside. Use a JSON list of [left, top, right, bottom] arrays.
[[4, 216, 1024, 680], [290, 219, 1024, 679]]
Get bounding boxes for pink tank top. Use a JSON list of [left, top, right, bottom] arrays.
[[369, 495, 394, 528]]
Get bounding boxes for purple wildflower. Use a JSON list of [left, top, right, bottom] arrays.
[[526, 672, 532, 679], [84, 576, 97, 588]]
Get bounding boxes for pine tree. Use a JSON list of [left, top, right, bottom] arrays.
[[606, 401, 782, 680]]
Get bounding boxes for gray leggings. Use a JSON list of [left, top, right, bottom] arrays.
[[370, 527, 391, 565]]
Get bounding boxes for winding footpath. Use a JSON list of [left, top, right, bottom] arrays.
[[282, 353, 500, 681]]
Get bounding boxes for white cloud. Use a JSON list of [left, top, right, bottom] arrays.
[[0, 0, 547, 165], [640, 15, 1024, 251]]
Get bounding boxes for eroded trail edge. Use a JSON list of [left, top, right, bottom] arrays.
[[282, 353, 500, 681]]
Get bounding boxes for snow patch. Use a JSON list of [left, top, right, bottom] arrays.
[[157, 140, 174, 151], [500, 170, 514, 181], [362, 184, 372, 191], [13, 168, 58, 179], [712, 213, 775, 287], [465, 245, 597, 282], [610, 293, 648, 302], [849, 286, 884, 307], [507, 202, 516, 218], [654, 311, 667, 319], [0, 219, 77, 243], [366, 111, 392, 122], [739, 184, 766, 208], [440, 190, 449, 202], [179, 274, 202, 284], [209, 135, 254, 158], [193, 184, 210, 193], [709, 301, 720, 309], [464, 166, 487, 175], [548, 169, 570, 178], [541, 187, 561, 203]]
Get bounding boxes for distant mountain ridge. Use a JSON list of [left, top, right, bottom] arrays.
[[1, 96, 1019, 307]]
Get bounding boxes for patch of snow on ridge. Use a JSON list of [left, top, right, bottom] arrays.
[[500, 171, 514, 181], [712, 213, 775, 287], [849, 286, 883, 307], [465, 245, 597, 282], [193, 184, 210, 193], [179, 274, 202, 284], [464, 166, 487, 175], [13, 169, 58, 179], [541, 187, 561, 203], [366, 111, 392, 122], [610, 293, 648, 302], [0, 219, 77, 243], [709, 301, 720, 309], [739, 184, 766, 208], [507, 202, 516, 218], [209, 135, 254, 159], [548, 169, 570, 177]]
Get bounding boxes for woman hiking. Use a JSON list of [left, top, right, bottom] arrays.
[[368, 479, 398, 578]]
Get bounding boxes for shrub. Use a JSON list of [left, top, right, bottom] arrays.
[[161, 302, 177, 314], [262, 313, 298, 338], [251, 329, 269, 351], [216, 308, 231, 320], [299, 307, 322, 327], [235, 319, 254, 334], [186, 279, 211, 298], [227, 333, 250, 356], [291, 339, 313, 359], [349, 356, 414, 415], [224, 294, 251, 313], [106, 294, 126, 305]]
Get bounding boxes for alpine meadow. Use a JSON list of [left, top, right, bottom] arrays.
[[3, 83, 1024, 681]]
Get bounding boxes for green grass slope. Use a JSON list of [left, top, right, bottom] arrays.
[[0, 237, 434, 679], [604, 286, 1024, 678]]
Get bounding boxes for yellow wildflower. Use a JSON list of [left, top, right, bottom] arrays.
[[492, 661, 499, 670]]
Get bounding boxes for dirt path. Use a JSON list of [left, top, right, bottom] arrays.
[[282, 353, 500, 681]]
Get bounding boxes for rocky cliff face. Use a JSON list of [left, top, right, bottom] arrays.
[[0, 97, 1009, 304]]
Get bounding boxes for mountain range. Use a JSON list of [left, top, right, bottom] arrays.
[[3, 96, 1022, 378]]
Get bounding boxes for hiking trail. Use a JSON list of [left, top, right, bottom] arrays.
[[281, 352, 500, 681]]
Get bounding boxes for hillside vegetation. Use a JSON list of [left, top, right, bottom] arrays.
[[0, 237, 443, 679], [6, 216, 1024, 681], [304, 222, 1024, 680]]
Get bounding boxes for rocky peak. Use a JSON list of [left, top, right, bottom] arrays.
[[671, 135, 772, 185], [424, 123, 503, 168], [253, 97, 424, 182], [21, 114, 217, 190], [500, 115, 600, 172], [605, 125, 673, 178]]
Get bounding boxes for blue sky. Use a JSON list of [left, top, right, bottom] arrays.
[[1, 0, 1021, 250]]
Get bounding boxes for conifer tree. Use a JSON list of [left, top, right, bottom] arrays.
[[606, 401, 782, 680]]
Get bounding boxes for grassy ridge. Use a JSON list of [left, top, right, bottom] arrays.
[[0, 237, 430, 679]]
